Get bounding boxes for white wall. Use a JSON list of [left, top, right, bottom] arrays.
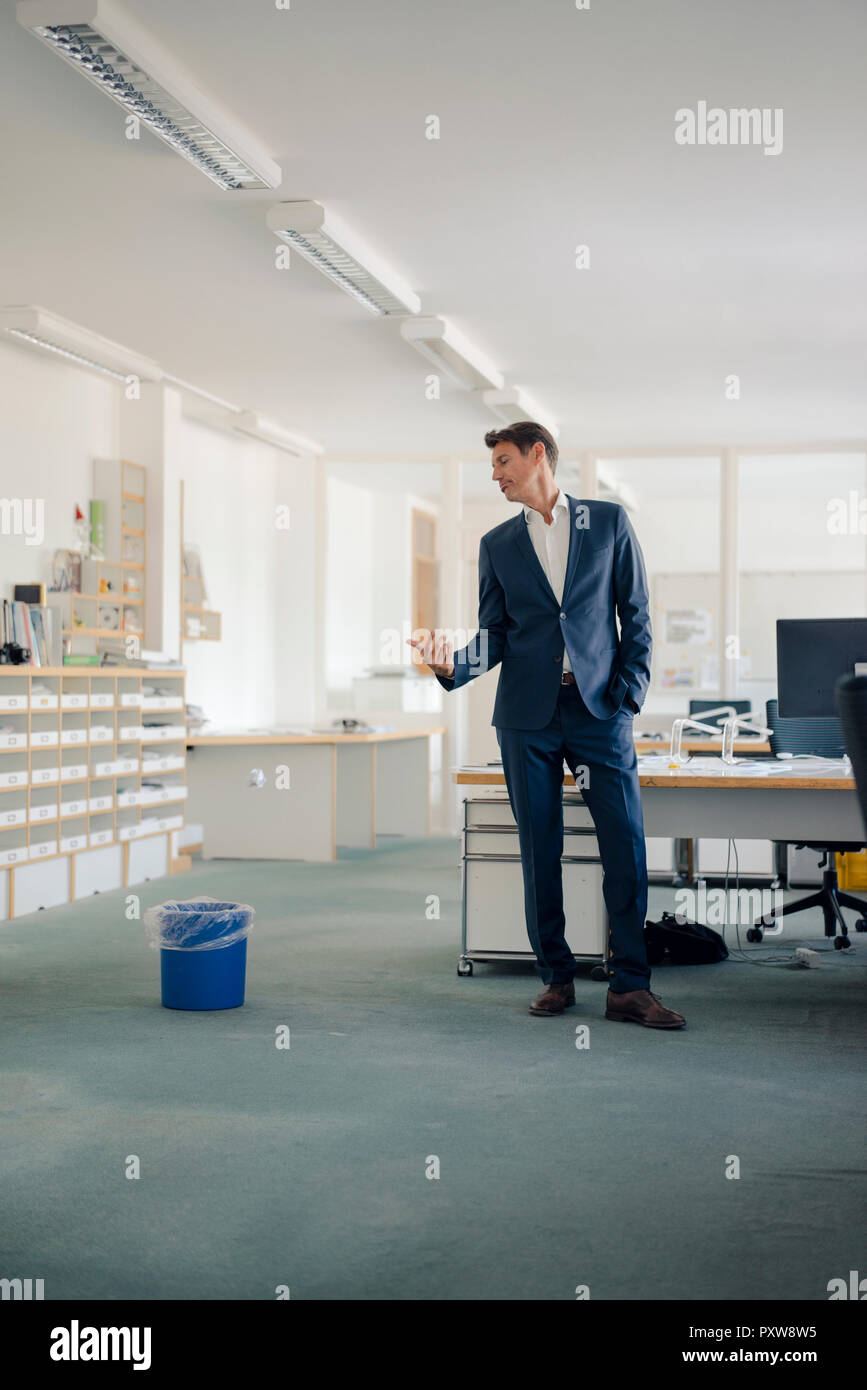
[[325, 476, 439, 702], [326, 476, 375, 691], [630, 497, 720, 574], [371, 490, 409, 664], [0, 339, 119, 599], [0, 343, 319, 729], [175, 413, 317, 728]]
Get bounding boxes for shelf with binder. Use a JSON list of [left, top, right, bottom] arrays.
[[0, 666, 189, 920], [29, 783, 60, 826], [0, 677, 29, 712], [0, 713, 28, 751], [0, 754, 28, 791]]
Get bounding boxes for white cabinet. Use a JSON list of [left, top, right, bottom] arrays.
[[127, 833, 169, 884], [13, 856, 69, 915], [73, 843, 123, 898], [1, 658, 189, 919], [460, 793, 607, 970]]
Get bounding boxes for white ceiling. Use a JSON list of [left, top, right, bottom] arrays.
[[1, 0, 865, 456]]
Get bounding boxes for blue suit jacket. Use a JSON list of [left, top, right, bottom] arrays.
[[437, 497, 652, 730]]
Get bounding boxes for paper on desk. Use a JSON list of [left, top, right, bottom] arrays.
[[639, 753, 850, 777], [638, 755, 780, 776]]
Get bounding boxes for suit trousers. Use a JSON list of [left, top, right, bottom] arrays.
[[497, 682, 650, 993]]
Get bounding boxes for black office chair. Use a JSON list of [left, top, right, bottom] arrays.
[[751, 698, 867, 947], [837, 673, 867, 836]]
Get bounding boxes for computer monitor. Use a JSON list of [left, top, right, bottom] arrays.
[[776, 618, 867, 718], [688, 699, 752, 726]]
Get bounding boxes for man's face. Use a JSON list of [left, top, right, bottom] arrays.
[[490, 440, 543, 504]]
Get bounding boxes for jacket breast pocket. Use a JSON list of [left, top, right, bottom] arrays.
[[583, 541, 613, 571], [575, 544, 614, 603], [585, 542, 613, 561]]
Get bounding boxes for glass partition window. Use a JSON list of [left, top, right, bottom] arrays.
[[737, 453, 867, 707], [594, 457, 721, 708]]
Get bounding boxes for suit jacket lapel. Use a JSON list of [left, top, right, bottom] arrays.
[[562, 494, 586, 600], [512, 513, 559, 606]]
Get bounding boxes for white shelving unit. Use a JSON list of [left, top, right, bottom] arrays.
[[47, 460, 148, 664], [180, 480, 222, 644], [0, 665, 189, 920]]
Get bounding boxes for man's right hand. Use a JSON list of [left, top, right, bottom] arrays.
[[407, 631, 454, 678]]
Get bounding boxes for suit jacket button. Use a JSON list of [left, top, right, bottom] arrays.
[[559, 611, 566, 620]]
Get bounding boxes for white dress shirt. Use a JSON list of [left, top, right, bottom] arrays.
[[523, 490, 572, 674]]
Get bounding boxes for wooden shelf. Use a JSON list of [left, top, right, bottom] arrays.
[[0, 666, 189, 918], [57, 461, 150, 663], [65, 593, 142, 604], [62, 627, 143, 637]]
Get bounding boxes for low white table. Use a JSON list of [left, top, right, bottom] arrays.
[[186, 727, 443, 862]]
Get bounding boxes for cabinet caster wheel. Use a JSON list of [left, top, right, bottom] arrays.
[[457, 959, 473, 976], [855, 918, 867, 933], [834, 936, 851, 950], [590, 965, 609, 982], [746, 926, 764, 943]]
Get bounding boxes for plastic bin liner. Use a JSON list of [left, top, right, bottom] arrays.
[[143, 896, 255, 952]]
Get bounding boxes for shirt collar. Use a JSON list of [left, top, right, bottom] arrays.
[[524, 490, 569, 524]]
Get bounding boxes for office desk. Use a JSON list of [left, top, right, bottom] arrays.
[[453, 763, 861, 970], [455, 765, 861, 842], [187, 728, 443, 861]]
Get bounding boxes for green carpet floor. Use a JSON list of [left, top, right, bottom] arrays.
[[0, 838, 865, 1301]]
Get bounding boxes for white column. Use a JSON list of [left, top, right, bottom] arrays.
[[118, 382, 182, 658], [720, 448, 739, 699], [579, 453, 599, 498], [311, 453, 329, 722]]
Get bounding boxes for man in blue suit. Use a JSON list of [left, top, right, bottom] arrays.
[[411, 422, 685, 1029]]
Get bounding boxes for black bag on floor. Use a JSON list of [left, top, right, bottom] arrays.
[[644, 911, 728, 966]]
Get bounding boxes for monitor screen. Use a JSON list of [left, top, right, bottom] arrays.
[[777, 618, 867, 717]]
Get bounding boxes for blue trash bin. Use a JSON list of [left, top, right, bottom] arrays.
[[145, 898, 255, 1011]]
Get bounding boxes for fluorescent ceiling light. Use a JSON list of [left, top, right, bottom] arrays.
[[234, 411, 324, 457], [482, 387, 559, 437], [176, 392, 323, 457], [266, 202, 420, 317], [0, 304, 161, 382], [400, 316, 504, 391], [17, 0, 281, 191]]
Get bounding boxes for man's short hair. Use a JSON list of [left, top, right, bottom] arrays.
[[484, 421, 559, 475]]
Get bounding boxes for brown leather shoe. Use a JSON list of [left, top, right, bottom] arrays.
[[529, 981, 576, 1016], [605, 988, 686, 1029]]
